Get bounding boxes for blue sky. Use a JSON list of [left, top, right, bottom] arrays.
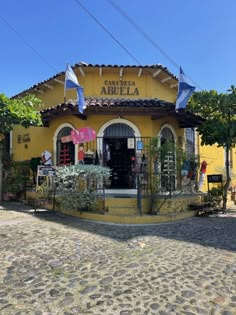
[[1, 0, 236, 97]]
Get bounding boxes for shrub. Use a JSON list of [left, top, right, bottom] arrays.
[[56, 164, 111, 211], [209, 186, 223, 198]]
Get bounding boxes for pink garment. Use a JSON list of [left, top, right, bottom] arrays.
[[200, 160, 207, 173]]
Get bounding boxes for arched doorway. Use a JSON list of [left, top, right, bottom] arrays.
[[54, 125, 75, 165], [104, 123, 135, 188], [98, 119, 140, 189]]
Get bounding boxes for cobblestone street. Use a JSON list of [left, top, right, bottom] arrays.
[[0, 202, 236, 315]]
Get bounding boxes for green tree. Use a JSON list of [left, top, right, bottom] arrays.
[[0, 94, 42, 135], [188, 86, 236, 210], [0, 93, 43, 200]]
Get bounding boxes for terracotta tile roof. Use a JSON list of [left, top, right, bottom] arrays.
[[40, 97, 173, 113], [84, 97, 174, 108], [40, 97, 204, 128]]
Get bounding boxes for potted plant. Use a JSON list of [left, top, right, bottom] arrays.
[[3, 184, 16, 201], [209, 186, 223, 206], [3, 175, 24, 201], [2, 160, 27, 201]]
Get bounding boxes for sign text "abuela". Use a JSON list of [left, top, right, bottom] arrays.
[[101, 80, 139, 96]]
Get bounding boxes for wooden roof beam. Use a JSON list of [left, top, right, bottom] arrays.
[[161, 76, 172, 84], [44, 83, 54, 90], [54, 78, 64, 85], [79, 67, 85, 77], [138, 68, 142, 77], [152, 69, 162, 78], [34, 88, 44, 94], [120, 67, 123, 79]]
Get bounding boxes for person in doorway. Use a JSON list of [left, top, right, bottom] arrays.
[[40, 150, 52, 166], [198, 160, 207, 191], [78, 144, 85, 164]]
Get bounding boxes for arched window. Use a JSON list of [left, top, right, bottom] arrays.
[[104, 123, 135, 137], [159, 126, 176, 192], [160, 127, 174, 145], [185, 128, 195, 156]]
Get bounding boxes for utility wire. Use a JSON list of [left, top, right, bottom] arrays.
[[71, 0, 179, 90], [1, 1, 201, 91], [0, 14, 59, 74], [72, 0, 142, 65], [106, 0, 203, 90], [107, 0, 179, 69]]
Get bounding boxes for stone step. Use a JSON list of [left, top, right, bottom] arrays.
[[61, 208, 195, 224], [105, 197, 137, 207]]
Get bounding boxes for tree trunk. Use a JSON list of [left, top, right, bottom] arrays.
[[223, 146, 231, 211]]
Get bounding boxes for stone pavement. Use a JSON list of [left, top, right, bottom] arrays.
[[0, 202, 236, 315]]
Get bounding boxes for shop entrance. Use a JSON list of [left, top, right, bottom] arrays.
[[104, 137, 135, 189]]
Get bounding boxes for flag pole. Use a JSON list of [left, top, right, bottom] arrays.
[[64, 63, 68, 104]]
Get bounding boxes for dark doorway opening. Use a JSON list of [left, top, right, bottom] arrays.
[[56, 127, 75, 165], [104, 138, 135, 189]]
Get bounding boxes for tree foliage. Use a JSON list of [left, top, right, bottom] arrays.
[[188, 86, 236, 210], [188, 87, 236, 148], [0, 93, 42, 137], [0, 93, 43, 201]]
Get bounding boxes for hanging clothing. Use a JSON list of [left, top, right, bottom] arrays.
[[105, 144, 111, 162], [181, 160, 190, 176], [198, 160, 207, 190], [200, 160, 207, 173]]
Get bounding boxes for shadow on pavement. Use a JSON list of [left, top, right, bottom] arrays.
[[1, 201, 236, 253]]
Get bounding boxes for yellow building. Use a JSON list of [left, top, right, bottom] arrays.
[[10, 63, 235, 197]]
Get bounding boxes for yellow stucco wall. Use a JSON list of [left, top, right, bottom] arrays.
[[198, 142, 236, 191], [13, 114, 184, 161]]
